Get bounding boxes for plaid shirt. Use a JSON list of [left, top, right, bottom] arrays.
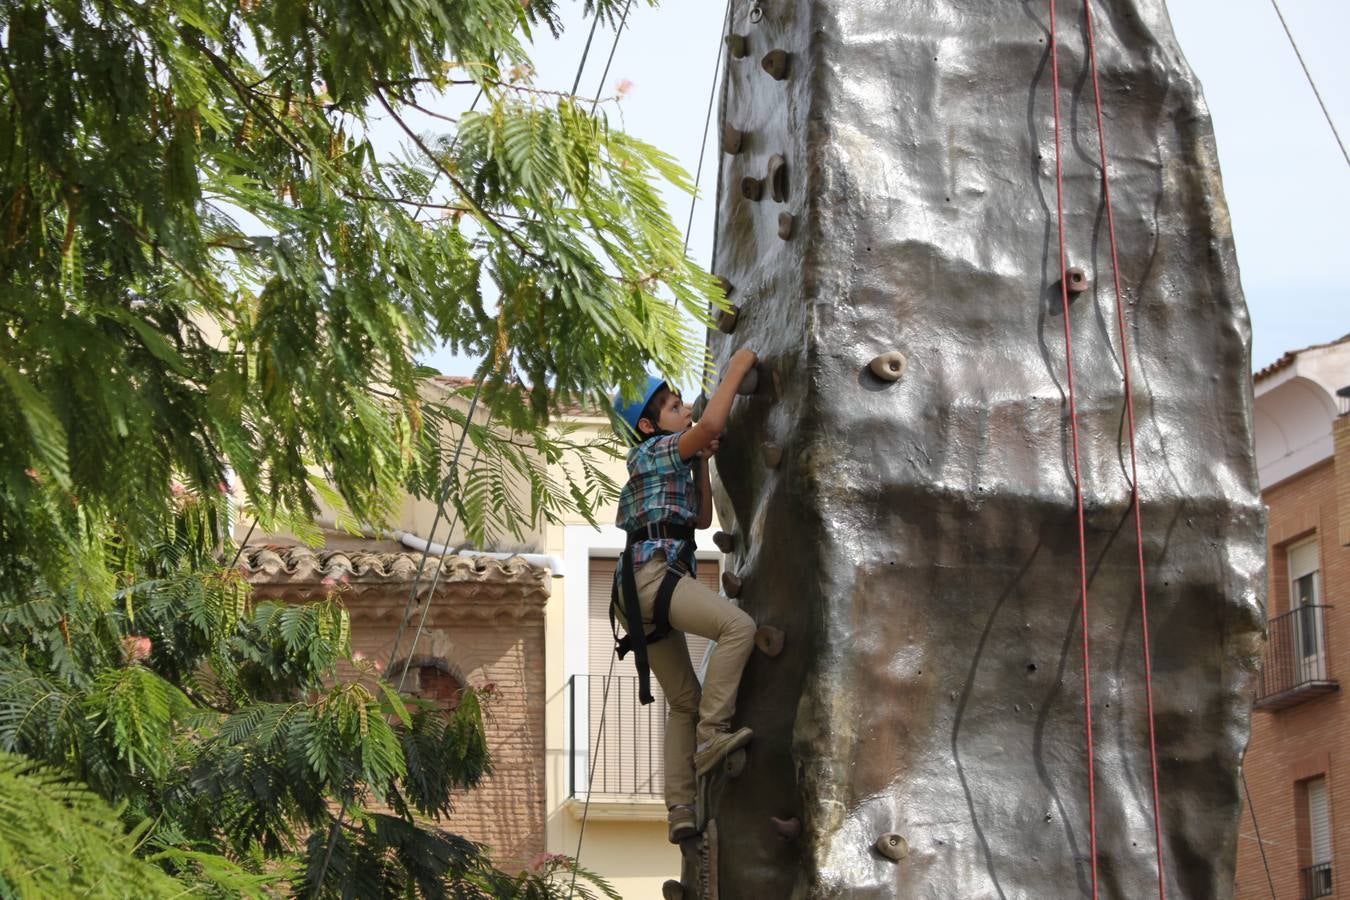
[[615, 433, 699, 577]]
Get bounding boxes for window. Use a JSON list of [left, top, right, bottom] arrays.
[[1289, 539, 1326, 682], [1290, 538, 1321, 610], [412, 663, 464, 710], [1303, 777, 1333, 899]]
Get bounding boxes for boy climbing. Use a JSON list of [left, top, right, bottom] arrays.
[[610, 348, 760, 844]]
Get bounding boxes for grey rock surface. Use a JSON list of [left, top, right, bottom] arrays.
[[698, 1, 1266, 897]]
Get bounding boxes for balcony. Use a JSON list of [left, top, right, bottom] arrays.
[[1302, 861, 1333, 899], [566, 674, 666, 818], [1255, 605, 1338, 711]]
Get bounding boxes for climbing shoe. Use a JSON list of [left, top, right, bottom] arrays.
[[667, 804, 698, 844], [693, 726, 753, 778]]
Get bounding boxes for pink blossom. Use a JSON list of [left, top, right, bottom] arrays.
[[122, 636, 152, 662], [529, 851, 570, 872], [615, 79, 635, 97]]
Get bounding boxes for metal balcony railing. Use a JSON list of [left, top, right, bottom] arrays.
[[568, 673, 666, 800], [1255, 605, 1338, 710], [1302, 861, 1333, 899]]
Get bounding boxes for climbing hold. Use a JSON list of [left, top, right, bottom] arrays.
[[717, 276, 734, 298], [722, 123, 744, 155], [724, 33, 749, 59], [662, 880, 685, 900], [737, 364, 760, 396], [767, 154, 789, 202], [722, 572, 743, 597], [741, 175, 764, 202], [691, 392, 707, 420], [1064, 266, 1090, 297], [761, 49, 790, 80], [777, 212, 795, 240], [761, 441, 783, 469], [717, 306, 740, 334], [868, 351, 908, 382], [755, 625, 785, 657], [874, 832, 909, 862], [770, 816, 802, 841], [712, 531, 736, 554]]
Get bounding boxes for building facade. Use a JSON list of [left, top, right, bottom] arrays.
[[235, 378, 704, 896], [1238, 337, 1350, 900]]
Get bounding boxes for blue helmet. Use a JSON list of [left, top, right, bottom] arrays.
[[613, 375, 668, 443]]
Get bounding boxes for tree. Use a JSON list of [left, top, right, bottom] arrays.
[[0, 0, 715, 893]]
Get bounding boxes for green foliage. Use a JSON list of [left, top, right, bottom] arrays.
[[1, 0, 715, 600], [1, 0, 712, 894], [0, 750, 278, 898]]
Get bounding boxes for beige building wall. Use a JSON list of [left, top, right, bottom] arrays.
[[234, 377, 723, 895]]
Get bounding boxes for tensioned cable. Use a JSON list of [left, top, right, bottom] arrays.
[[1268, 0, 1349, 169], [566, 652, 618, 900], [587, 0, 633, 117], [1047, 2, 1100, 895], [386, 0, 611, 689], [1241, 770, 1278, 900], [1080, 2, 1167, 896], [683, 0, 735, 256], [570, 3, 730, 893], [311, 8, 615, 893]]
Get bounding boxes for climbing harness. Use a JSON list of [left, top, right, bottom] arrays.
[[611, 518, 698, 705], [1049, 1, 1168, 896]]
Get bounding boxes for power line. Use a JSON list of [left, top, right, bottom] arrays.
[[1268, 0, 1350, 169]]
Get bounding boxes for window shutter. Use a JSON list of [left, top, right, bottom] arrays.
[[1309, 777, 1332, 865]]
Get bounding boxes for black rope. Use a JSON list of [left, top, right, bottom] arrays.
[[227, 517, 259, 569], [568, 4, 729, 893], [587, 0, 634, 117], [683, 0, 734, 255], [1268, 0, 1349, 169], [311, 3, 614, 885], [395, 432, 491, 694], [566, 651, 618, 900], [1241, 769, 1278, 900], [571, 7, 606, 97], [384, 375, 487, 683]]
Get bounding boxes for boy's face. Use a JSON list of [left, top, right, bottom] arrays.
[[641, 389, 693, 436]]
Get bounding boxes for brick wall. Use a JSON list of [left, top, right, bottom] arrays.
[[347, 613, 548, 869], [1238, 456, 1348, 899], [242, 548, 551, 875]]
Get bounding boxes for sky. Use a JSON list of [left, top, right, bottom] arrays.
[[409, 0, 1348, 377]]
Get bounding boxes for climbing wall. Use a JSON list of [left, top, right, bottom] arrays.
[[697, 0, 1266, 897]]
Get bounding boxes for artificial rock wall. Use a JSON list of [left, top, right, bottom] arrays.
[[699, 1, 1266, 897]]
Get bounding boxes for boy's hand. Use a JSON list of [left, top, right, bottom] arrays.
[[696, 438, 721, 461], [731, 348, 758, 372]]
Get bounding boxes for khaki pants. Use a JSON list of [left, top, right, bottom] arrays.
[[621, 555, 755, 808]]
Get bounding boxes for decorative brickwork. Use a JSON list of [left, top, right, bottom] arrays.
[[241, 545, 550, 870], [1238, 457, 1348, 899]]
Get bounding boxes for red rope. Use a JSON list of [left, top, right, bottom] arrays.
[[1047, 3, 1099, 896], [1081, 3, 1168, 896]]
